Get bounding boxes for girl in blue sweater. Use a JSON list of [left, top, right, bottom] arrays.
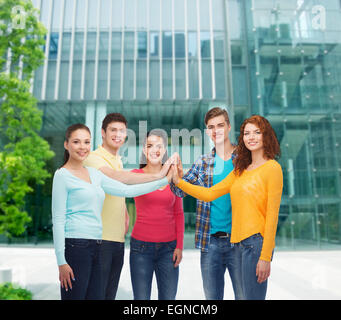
[[52, 124, 171, 300]]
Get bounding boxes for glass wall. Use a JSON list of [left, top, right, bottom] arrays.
[[241, 0, 341, 249], [6, 0, 340, 250], [33, 0, 228, 102], [17, 0, 231, 246]]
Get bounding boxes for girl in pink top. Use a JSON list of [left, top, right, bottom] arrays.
[[129, 130, 184, 300]]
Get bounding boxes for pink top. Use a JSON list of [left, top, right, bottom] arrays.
[[131, 169, 185, 249]]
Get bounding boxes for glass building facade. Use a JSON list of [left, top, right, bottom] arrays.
[[14, 0, 341, 249]]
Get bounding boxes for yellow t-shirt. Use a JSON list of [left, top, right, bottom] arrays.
[[176, 159, 283, 261], [83, 146, 126, 242]]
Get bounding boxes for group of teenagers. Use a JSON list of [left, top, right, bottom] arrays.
[[51, 107, 283, 301]]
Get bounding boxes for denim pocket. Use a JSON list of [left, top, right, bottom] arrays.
[[166, 240, 177, 251], [66, 238, 90, 248], [240, 234, 263, 257], [130, 238, 146, 253]]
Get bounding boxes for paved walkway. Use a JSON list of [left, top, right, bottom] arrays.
[[1, 245, 341, 300]]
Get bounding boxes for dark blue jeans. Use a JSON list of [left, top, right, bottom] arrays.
[[129, 237, 179, 300], [98, 240, 125, 300], [61, 238, 103, 300], [235, 233, 268, 300], [200, 235, 244, 300]]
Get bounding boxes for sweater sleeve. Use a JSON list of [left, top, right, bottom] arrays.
[[173, 196, 185, 250], [51, 170, 68, 266], [260, 163, 283, 262], [96, 169, 168, 198], [176, 170, 237, 202]]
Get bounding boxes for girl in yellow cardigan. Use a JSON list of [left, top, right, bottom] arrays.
[[172, 115, 283, 300]]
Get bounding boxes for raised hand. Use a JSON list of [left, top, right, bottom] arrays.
[[159, 157, 173, 177], [177, 155, 183, 179], [171, 164, 180, 185], [166, 165, 173, 183], [159, 153, 179, 178], [161, 153, 181, 176]]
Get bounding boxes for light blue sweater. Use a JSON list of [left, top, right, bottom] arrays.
[[52, 167, 168, 265]]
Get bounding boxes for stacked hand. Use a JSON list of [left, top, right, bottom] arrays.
[[169, 163, 181, 184], [160, 152, 183, 183], [160, 154, 183, 267], [160, 153, 178, 179], [163, 153, 183, 184]]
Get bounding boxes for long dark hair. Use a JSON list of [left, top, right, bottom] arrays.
[[61, 123, 91, 168], [139, 129, 169, 169]]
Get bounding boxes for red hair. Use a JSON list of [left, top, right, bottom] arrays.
[[233, 115, 280, 175]]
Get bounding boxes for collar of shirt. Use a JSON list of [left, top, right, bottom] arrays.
[[211, 146, 237, 161], [98, 145, 122, 161]]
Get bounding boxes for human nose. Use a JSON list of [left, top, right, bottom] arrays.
[[151, 145, 161, 153], [211, 127, 218, 134], [79, 142, 88, 149], [249, 133, 256, 140]]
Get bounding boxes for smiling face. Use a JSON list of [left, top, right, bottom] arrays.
[[243, 122, 264, 153], [143, 135, 167, 166], [64, 129, 91, 163], [205, 115, 231, 146], [101, 121, 127, 153]]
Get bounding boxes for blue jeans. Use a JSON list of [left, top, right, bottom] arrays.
[[98, 240, 125, 300], [236, 233, 268, 300], [200, 235, 244, 300], [129, 237, 179, 300], [61, 238, 103, 300]]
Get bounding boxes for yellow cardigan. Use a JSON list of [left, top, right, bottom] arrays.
[[176, 159, 283, 261]]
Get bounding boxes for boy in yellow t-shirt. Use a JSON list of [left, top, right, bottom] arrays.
[[84, 113, 170, 300]]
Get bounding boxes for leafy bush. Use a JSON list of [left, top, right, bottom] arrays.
[[0, 282, 33, 300]]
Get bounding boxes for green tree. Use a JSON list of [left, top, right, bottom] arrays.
[[0, 0, 54, 237]]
